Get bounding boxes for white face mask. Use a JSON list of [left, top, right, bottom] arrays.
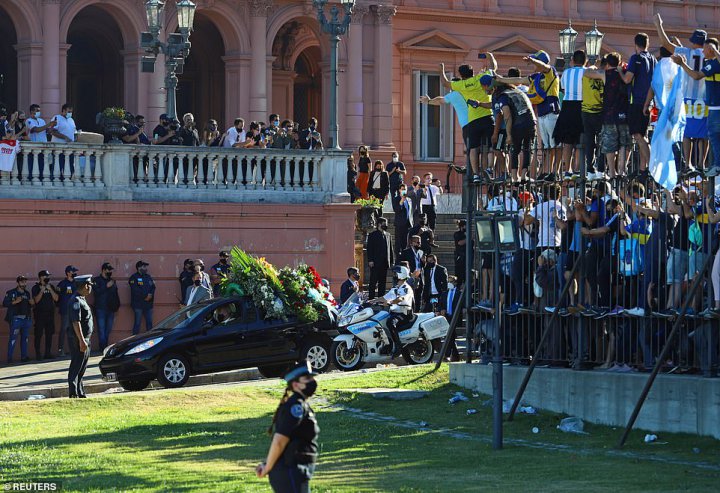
[[35, 111, 41, 118], [392, 156, 398, 162], [66, 112, 73, 119]]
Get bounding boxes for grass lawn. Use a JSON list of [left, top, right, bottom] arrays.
[[1, 366, 718, 492]]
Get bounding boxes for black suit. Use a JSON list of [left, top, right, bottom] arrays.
[[393, 196, 413, 255], [408, 224, 436, 255], [398, 246, 424, 307], [439, 286, 461, 360], [340, 279, 358, 304], [422, 264, 449, 311], [368, 170, 390, 201], [366, 229, 394, 299]]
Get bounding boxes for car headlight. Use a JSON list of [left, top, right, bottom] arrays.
[[102, 344, 115, 357], [124, 337, 163, 356]]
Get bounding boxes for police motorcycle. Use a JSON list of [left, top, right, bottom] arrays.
[[331, 290, 451, 371]]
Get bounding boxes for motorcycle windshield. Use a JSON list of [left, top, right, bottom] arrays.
[[338, 292, 362, 317]]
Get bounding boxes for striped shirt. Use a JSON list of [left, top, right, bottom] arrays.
[[675, 46, 706, 102], [561, 67, 585, 101]]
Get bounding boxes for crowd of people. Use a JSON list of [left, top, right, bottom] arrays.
[[3, 253, 231, 365]]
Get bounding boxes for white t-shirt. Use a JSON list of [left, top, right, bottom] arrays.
[[223, 126, 246, 148], [420, 184, 441, 206], [487, 194, 518, 212], [384, 283, 414, 314], [529, 200, 567, 248], [27, 117, 48, 143], [51, 114, 76, 143]]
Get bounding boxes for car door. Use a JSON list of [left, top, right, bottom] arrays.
[[194, 300, 245, 370], [238, 299, 298, 364]]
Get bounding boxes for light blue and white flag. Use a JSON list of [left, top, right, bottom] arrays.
[[650, 58, 687, 191]]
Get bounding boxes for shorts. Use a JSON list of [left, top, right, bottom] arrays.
[[481, 252, 493, 269], [538, 112, 559, 148], [553, 101, 584, 145], [666, 248, 689, 284], [689, 250, 709, 279], [600, 123, 632, 154], [463, 116, 494, 150], [564, 250, 580, 272], [684, 98, 709, 138], [494, 129, 507, 152], [628, 104, 650, 136]]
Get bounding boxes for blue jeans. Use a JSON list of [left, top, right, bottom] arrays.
[[7, 316, 32, 362], [708, 110, 720, 171], [132, 308, 153, 335], [96, 308, 115, 350]]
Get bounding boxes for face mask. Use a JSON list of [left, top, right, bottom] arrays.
[[427, 262, 436, 267], [413, 244, 420, 249], [43, 277, 50, 284], [376, 167, 382, 172], [309, 125, 315, 131], [301, 379, 318, 397], [220, 258, 227, 264], [392, 156, 398, 162], [71, 272, 78, 278], [353, 274, 360, 281], [401, 190, 407, 196], [35, 112, 41, 118], [194, 279, 201, 286], [413, 182, 419, 187], [66, 112, 73, 119], [272, 121, 279, 127], [106, 272, 113, 279], [420, 221, 427, 226], [140, 267, 148, 274], [380, 224, 388, 231]]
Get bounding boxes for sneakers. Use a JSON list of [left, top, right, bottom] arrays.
[[700, 307, 720, 319], [652, 310, 675, 319], [505, 303, 522, 315], [472, 174, 482, 184], [544, 306, 569, 316], [625, 307, 645, 317], [606, 306, 625, 317]]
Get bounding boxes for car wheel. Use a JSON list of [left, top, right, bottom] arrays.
[[301, 339, 331, 373], [331, 340, 365, 372], [258, 364, 290, 379], [401, 339, 435, 365], [157, 354, 191, 388], [118, 379, 151, 392]]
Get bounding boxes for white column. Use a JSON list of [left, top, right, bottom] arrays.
[[249, 0, 272, 123], [345, 4, 368, 149], [147, 32, 167, 127], [14, 43, 43, 111], [41, 0, 61, 112], [371, 5, 396, 150]]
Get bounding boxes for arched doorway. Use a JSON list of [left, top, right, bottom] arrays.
[[67, 5, 124, 132], [0, 5, 18, 112], [293, 47, 322, 128], [177, 13, 226, 129]]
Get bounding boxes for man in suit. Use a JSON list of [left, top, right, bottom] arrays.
[[393, 183, 413, 255], [398, 235, 425, 309], [406, 176, 426, 226], [422, 254, 449, 312], [340, 267, 360, 304], [183, 271, 213, 306], [439, 275, 461, 361], [298, 117, 323, 150], [366, 218, 394, 299], [408, 213, 438, 255]]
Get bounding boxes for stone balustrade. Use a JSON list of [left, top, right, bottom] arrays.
[[0, 143, 352, 204]]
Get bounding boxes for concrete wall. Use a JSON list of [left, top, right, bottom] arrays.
[[0, 199, 357, 361], [450, 363, 720, 439]]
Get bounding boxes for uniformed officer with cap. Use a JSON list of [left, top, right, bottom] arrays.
[[257, 361, 320, 493], [67, 274, 94, 398], [210, 251, 230, 297]]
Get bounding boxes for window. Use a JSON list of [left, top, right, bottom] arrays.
[[413, 71, 454, 161]]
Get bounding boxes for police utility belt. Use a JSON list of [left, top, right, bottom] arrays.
[[282, 440, 317, 465]]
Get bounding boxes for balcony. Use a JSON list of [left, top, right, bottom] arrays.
[[2, 143, 351, 204]]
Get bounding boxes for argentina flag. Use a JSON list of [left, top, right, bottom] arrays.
[[650, 58, 686, 191]]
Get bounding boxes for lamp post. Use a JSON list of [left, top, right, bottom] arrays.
[[474, 213, 519, 451], [313, 0, 355, 150], [585, 20, 604, 65], [141, 0, 197, 122], [558, 19, 578, 68]]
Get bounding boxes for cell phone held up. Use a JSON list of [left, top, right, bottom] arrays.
[[477, 53, 487, 59], [467, 99, 481, 109]]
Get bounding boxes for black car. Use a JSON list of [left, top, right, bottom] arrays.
[[99, 296, 338, 391]]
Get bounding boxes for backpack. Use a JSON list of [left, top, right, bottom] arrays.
[[526, 69, 557, 105]]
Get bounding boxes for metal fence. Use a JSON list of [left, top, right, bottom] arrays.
[[465, 139, 719, 377]]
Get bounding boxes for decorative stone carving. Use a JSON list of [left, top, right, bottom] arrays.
[[351, 4, 370, 24], [249, 0, 272, 17], [373, 5, 396, 25]]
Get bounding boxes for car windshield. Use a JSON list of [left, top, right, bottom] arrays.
[[153, 304, 208, 331]]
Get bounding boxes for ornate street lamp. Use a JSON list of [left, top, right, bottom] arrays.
[[559, 19, 578, 66], [141, 0, 197, 122], [585, 20, 604, 65], [313, 0, 356, 150]]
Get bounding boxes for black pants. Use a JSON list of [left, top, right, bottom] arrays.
[[395, 224, 409, 257], [422, 204, 437, 230], [34, 312, 55, 358], [67, 333, 90, 397], [510, 125, 536, 170], [582, 112, 603, 172], [368, 265, 388, 299], [386, 312, 410, 352], [455, 254, 466, 286], [268, 463, 314, 493]]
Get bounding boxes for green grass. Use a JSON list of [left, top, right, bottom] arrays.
[[1, 366, 719, 492]]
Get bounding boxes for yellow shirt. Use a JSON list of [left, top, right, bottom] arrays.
[[451, 70, 493, 122], [582, 76, 604, 114]]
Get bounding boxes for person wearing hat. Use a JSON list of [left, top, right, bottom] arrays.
[[3, 275, 33, 363], [256, 361, 319, 492], [210, 251, 230, 297], [373, 265, 415, 358], [655, 14, 710, 171], [129, 261, 155, 335], [93, 263, 120, 352], [57, 265, 79, 355], [179, 259, 195, 299], [67, 275, 94, 398], [31, 270, 59, 360]]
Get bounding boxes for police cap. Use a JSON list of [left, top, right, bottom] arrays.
[[38, 270, 51, 278], [283, 360, 318, 383], [16, 275, 27, 282], [65, 265, 79, 274], [75, 274, 93, 284], [136, 260, 149, 270], [101, 262, 114, 271]]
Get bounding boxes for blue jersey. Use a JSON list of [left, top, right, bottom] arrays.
[[701, 58, 720, 107], [444, 91, 469, 128]]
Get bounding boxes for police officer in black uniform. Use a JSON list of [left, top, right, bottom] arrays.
[[257, 361, 319, 493], [31, 270, 59, 360], [67, 275, 94, 398], [129, 260, 155, 335], [210, 251, 230, 297]]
